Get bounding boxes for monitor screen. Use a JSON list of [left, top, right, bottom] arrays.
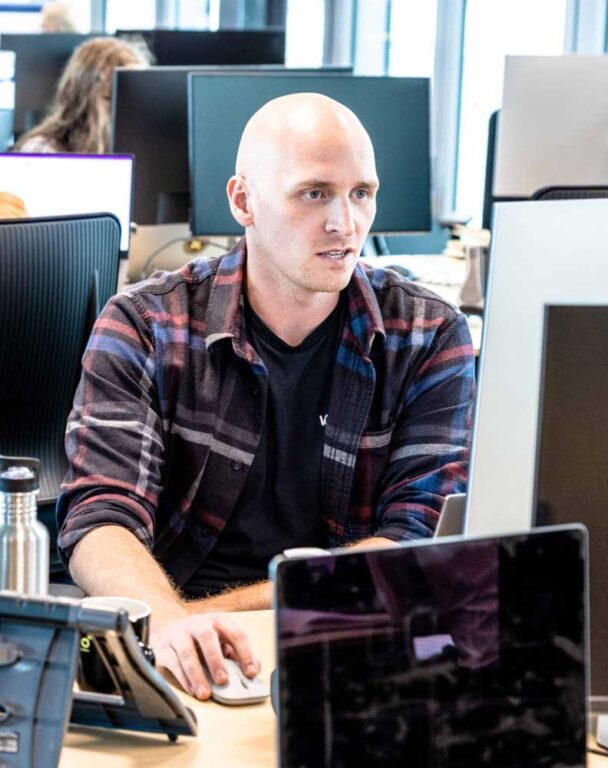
[[188, 74, 431, 237], [0, 153, 133, 254], [534, 304, 608, 702], [494, 55, 608, 198], [273, 527, 587, 768], [111, 66, 354, 225], [0, 33, 99, 135]]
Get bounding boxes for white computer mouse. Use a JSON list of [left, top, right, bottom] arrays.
[[210, 658, 270, 706]]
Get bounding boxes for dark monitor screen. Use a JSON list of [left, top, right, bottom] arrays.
[[273, 528, 587, 768], [189, 74, 431, 237], [116, 28, 285, 66], [111, 66, 354, 225], [0, 33, 98, 135], [534, 304, 608, 703]]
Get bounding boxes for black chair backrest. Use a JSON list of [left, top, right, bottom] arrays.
[[0, 213, 120, 504], [532, 186, 608, 201]]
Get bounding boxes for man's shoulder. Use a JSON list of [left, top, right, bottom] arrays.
[[357, 261, 462, 326], [125, 253, 224, 302]]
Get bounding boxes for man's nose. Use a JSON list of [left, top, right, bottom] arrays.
[[325, 197, 355, 236]]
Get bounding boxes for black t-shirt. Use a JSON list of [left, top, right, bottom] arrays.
[[185, 296, 345, 597]]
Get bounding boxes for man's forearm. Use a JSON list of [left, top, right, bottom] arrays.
[[350, 536, 399, 550], [185, 540, 396, 614], [187, 580, 272, 613], [70, 525, 262, 698], [69, 525, 188, 627]]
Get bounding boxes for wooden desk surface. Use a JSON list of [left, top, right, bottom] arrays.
[[60, 610, 277, 767]]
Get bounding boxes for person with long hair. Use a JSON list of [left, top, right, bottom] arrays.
[[13, 37, 148, 154]]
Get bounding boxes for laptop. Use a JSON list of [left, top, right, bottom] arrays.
[[0, 152, 134, 258], [271, 526, 588, 768], [434, 493, 467, 537]]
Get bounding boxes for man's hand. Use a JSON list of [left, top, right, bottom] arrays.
[[69, 525, 261, 700], [151, 610, 261, 700]]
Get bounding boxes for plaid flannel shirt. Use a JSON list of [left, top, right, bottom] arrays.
[[57, 240, 475, 587]]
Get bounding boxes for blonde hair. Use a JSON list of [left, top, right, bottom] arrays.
[[14, 37, 149, 154], [41, 2, 77, 33]]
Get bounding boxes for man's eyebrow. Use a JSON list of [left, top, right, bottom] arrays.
[[293, 179, 380, 190]]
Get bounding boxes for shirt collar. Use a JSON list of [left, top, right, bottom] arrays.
[[204, 239, 386, 359], [204, 238, 248, 354]]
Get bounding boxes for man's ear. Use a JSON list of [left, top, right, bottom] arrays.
[[226, 175, 254, 228]]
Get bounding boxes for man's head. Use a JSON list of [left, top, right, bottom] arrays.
[[227, 93, 379, 300]]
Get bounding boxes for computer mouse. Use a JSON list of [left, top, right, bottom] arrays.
[[210, 658, 270, 706]]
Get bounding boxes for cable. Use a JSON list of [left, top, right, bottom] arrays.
[[139, 238, 230, 281]]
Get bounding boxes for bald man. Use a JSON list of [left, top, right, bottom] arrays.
[[57, 94, 475, 697]]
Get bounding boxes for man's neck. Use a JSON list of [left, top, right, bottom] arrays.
[[246, 283, 340, 347]]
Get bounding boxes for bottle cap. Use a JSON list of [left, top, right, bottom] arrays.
[[0, 456, 39, 493]]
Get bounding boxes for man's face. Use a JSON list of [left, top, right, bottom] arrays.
[[244, 126, 379, 298]]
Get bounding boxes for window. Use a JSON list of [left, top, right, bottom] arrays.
[[177, 0, 213, 29], [105, 0, 155, 32], [455, 0, 567, 225], [0, 1, 42, 32], [285, 0, 324, 68], [388, 0, 437, 77]]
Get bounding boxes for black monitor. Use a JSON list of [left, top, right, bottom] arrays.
[[0, 33, 99, 135], [111, 66, 354, 225], [188, 74, 431, 237], [534, 304, 608, 707], [116, 28, 285, 66]]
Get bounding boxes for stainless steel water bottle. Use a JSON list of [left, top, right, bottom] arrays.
[[0, 455, 49, 595]]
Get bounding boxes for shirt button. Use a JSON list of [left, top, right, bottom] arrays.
[[231, 460, 243, 471]]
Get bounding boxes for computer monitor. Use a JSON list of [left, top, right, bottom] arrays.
[[0, 33, 99, 135], [0, 153, 133, 255], [465, 198, 608, 538], [533, 304, 608, 704], [493, 55, 608, 198], [116, 28, 285, 66], [188, 74, 431, 237], [111, 66, 354, 225]]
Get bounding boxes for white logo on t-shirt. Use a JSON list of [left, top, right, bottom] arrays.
[[319, 414, 329, 427]]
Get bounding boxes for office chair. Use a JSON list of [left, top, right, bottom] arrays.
[[532, 186, 608, 201], [0, 213, 121, 577]]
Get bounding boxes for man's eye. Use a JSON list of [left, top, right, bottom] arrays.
[[353, 188, 369, 200], [305, 190, 323, 200]]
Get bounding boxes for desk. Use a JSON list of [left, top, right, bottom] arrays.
[[60, 610, 276, 767], [60, 607, 608, 766]]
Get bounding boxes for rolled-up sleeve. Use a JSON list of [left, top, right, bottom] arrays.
[[375, 312, 476, 541], [56, 292, 164, 568]]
